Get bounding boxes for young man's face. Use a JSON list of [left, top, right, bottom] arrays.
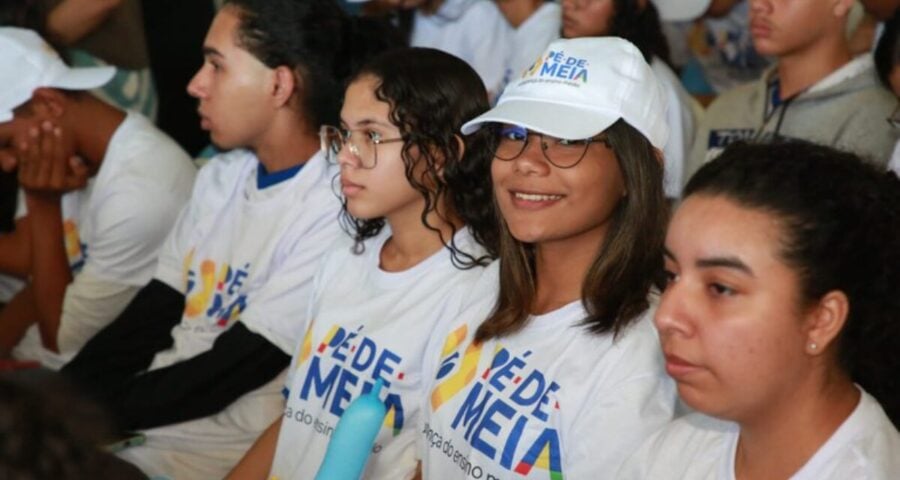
[[749, 0, 849, 57], [186, 6, 279, 151]]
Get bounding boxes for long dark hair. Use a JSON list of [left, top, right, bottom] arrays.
[[609, 0, 672, 66], [685, 141, 900, 428], [225, 0, 404, 129], [340, 47, 498, 267], [476, 119, 668, 342]]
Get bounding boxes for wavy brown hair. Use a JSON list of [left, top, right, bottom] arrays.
[[475, 120, 668, 342]]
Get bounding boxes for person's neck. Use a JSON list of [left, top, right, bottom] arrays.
[[504, 0, 543, 28], [734, 374, 859, 480], [776, 36, 852, 99], [531, 223, 608, 315], [67, 97, 126, 175], [380, 199, 462, 273], [253, 115, 318, 173]]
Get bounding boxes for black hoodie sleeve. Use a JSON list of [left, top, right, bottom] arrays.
[[62, 279, 185, 398], [106, 321, 290, 430]]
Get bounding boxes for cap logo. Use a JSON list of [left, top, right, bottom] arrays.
[[521, 50, 588, 84]]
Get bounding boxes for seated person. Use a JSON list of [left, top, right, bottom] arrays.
[[0, 27, 195, 368], [687, 0, 897, 176], [621, 141, 900, 479], [59, 0, 400, 477]]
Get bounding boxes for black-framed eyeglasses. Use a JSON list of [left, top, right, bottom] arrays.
[[319, 125, 404, 169], [888, 102, 900, 130], [493, 125, 611, 169]]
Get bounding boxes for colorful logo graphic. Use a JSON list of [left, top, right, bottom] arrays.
[[296, 323, 406, 436], [522, 50, 588, 84], [63, 220, 87, 272], [429, 327, 564, 479], [182, 249, 250, 327]]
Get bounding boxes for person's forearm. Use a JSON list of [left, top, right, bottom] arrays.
[[0, 285, 40, 356], [109, 322, 290, 430], [25, 195, 70, 353], [226, 417, 283, 480], [45, 0, 124, 46], [0, 217, 32, 276]]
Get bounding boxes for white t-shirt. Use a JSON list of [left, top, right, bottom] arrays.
[[118, 149, 345, 480], [502, 3, 561, 96], [419, 266, 677, 479], [651, 57, 698, 198], [889, 140, 900, 176], [619, 388, 900, 480], [411, 0, 513, 99], [270, 228, 491, 479], [13, 111, 195, 367]]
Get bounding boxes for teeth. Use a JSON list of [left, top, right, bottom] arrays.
[[514, 192, 563, 202]]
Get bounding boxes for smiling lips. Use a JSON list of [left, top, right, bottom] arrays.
[[509, 190, 565, 209]]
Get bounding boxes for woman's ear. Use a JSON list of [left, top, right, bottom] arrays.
[[832, 0, 854, 18], [272, 66, 299, 108], [804, 290, 849, 356]]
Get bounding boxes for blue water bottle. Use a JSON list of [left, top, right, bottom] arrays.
[[314, 379, 388, 480]]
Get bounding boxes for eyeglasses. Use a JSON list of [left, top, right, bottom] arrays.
[[494, 125, 611, 169], [319, 125, 404, 169], [888, 102, 900, 130]]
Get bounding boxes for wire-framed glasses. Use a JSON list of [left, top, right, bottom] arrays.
[[320, 125, 404, 169], [494, 125, 611, 169]]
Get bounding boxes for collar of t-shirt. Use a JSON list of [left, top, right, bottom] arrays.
[[256, 162, 304, 189], [365, 226, 480, 289]]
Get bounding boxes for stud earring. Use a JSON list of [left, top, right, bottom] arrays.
[[809, 342, 818, 351]]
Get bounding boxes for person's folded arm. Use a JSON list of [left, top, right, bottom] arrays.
[[107, 321, 290, 431]]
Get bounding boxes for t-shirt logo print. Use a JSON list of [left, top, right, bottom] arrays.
[[181, 248, 250, 327], [429, 326, 565, 479]]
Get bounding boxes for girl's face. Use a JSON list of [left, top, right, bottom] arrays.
[[491, 128, 625, 248], [561, 0, 615, 39], [337, 76, 422, 221], [187, 7, 278, 150], [655, 194, 815, 422]]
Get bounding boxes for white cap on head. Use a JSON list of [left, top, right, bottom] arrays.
[[0, 27, 115, 122], [651, 0, 711, 22], [461, 37, 669, 151]]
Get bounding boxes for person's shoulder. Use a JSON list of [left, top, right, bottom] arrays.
[[620, 413, 735, 478]]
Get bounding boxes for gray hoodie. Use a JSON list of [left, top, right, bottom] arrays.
[[687, 55, 897, 183]]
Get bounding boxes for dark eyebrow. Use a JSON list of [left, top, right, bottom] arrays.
[[696, 256, 755, 277], [202, 46, 223, 58]]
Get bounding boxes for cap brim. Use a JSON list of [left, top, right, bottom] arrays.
[[461, 98, 620, 140], [48, 66, 115, 91], [652, 0, 710, 21]]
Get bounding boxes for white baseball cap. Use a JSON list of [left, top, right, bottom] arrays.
[[0, 27, 115, 122], [652, 0, 711, 22], [462, 37, 669, 150]]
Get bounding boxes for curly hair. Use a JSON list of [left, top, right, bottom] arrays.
[[339, 47, 498, 268], [685, 141, 900, 428], [476, 120, 668, 342], [225, 0, 404, 129]]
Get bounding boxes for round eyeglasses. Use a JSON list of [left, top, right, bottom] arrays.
[[319, 125, 404, 169], [494, 125, 611, 169]]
